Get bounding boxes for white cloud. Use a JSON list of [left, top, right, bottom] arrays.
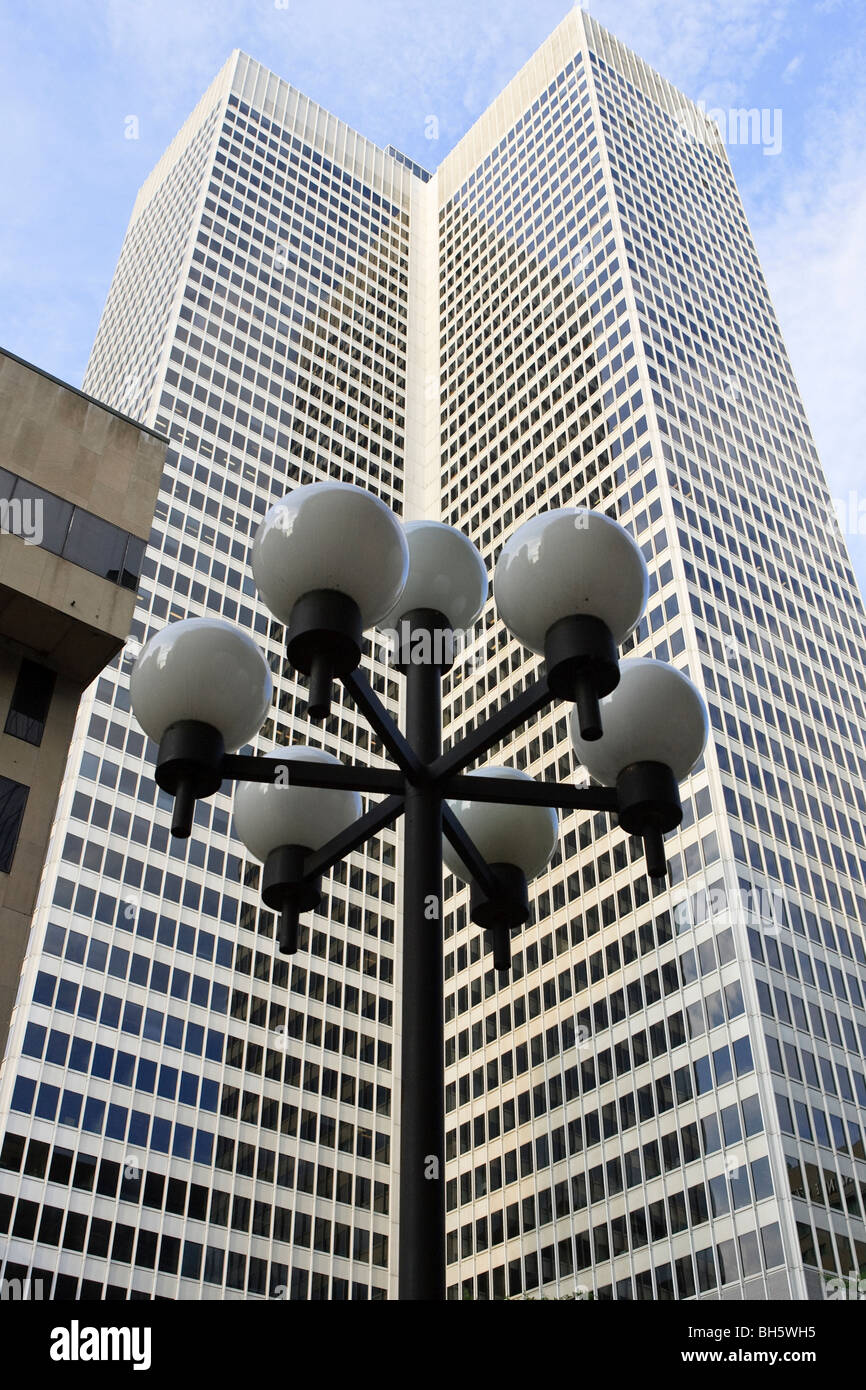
[[782, 53, 804, 82], [589, 0, 797, 94]]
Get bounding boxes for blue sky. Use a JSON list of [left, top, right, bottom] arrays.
[[1, 0, 864, 590]]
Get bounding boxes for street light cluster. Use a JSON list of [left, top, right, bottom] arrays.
[[128, 479, 708, 1301], [129, 480, 707, 968]]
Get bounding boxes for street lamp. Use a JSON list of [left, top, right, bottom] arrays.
[[129, 484, 708, 1302], [232, 746, 362, 956], [443, 767, 559, 973], [569, 657, 709, 878], [129, 616, 273, 838], [494, 506, 648, 739], [251, 481, 409, 718]]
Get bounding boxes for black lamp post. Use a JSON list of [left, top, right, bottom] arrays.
[[129, 483, 708, 1302]]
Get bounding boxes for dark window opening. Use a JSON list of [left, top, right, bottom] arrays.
[[0, 775, 28, 872], [5, 659, 56, 746]]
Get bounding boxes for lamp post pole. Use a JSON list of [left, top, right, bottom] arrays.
[[398, 610, 446, 1300]]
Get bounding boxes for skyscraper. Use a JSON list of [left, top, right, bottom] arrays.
[[2, 9, 865, 1304]]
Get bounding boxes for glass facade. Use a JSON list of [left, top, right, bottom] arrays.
[[0, 13, 864, 1302]]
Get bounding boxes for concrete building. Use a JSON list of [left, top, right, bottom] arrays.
[[0, 348, 165, 1058], [0, 10, 864, 1302]]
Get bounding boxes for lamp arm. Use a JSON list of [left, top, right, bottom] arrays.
[[340, 667, 426, 783], [300, 793, 406, 883], [221, 752, 402, 797], [442, 806, 499, 898], [428, 673, 554, 781], [442, 775, 618, 812]]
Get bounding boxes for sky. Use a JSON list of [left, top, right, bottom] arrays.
[[1, 0, 864, 591]]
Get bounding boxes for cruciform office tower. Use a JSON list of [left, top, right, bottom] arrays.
[[1, 8, 865, 1303]]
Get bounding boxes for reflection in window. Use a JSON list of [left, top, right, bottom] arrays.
[[0, 774, 29, 872], [63, 510, 128, 580], [8, 476, 73, 552]]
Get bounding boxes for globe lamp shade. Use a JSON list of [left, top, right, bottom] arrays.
[[570, 658, 709, 881], [494, 508, 649, 742], [443, 766, 559, 883], [251, 481, 409, 629], [129, 616, 272, 752], [378, 520, 488, 633], [493, 507, 648, 654], [569, 657, 708, 787], [233, 746, 362, 863], [233, 746, 363, 956]]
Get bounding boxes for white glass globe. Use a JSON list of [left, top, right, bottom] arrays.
[[570, 657, 708, 785], [130, 617, 272, 751], [377, 520, 488, 631], [444, 767, 559, 883], [251, 481, 409, 628], [233, 746, 362, 862], [493, 508, 648, 653]]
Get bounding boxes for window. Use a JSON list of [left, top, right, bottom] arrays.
[[0, 470, 144, 588], [5, 659, 56, 745], [63, 510, 128, 581], [7, 476, 72, 551], [0, 775, 28, 872]]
